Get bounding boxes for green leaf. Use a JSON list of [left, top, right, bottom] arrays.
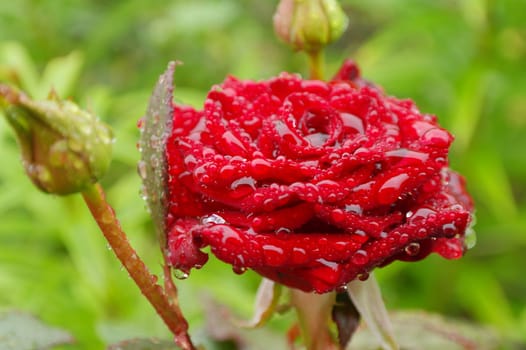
[[0, 41, 39, 94], [36, 50, 84, 99], [348, 311, 501, 350], [107, 338, 180, 350], [0, 311, 74, 350], [235, 278, 281, 328], [347, 273, 398, 350], [139, 61, 177, 245]]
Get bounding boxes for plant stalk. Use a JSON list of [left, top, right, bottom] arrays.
[[307, 50, 325, 80], [81, 183, 195, 350]]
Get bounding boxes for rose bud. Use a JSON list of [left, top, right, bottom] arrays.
[[144, 60, 474, 294], [273, 0, 349, 52], [0, 85, 112, 195]]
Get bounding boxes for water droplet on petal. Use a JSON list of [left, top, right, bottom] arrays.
[[358, 272, 369, 281], [442, 222, 457, 235], [291, 247, 308, 264], [262, 244, 285, 266], [233, 265, 247, 274], [404, 242, 420, 256], [200, 214, 226, 225], [345, 204, 363, 215], [407, 208, 437, 224], [351, 250, 369, 266], [377, 173, 410, 205]]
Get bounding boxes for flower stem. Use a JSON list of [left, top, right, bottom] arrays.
[[290, 289, 338, 350], [81, 183, 195, 350], [307, 50, 325, 80]]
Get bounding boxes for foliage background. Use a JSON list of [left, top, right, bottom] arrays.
[[0, 0, 525, 349]]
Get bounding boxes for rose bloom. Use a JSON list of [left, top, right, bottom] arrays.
[[164, 60, 473, 293]]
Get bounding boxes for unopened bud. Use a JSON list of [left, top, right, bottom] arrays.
[[0, 85, 113, 195], [273, 0, 348, 52]]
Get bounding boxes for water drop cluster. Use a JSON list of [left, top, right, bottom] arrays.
[[162, 60, 474, 293]]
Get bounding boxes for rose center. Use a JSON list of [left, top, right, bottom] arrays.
[[298, 110, 330, 147]]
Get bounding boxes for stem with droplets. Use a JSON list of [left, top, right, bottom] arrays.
[[81, 183, 195, 350]]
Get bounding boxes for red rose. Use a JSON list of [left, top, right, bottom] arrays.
[[164, 60, 474, 293]]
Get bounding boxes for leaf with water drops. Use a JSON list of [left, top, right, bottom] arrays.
[[0, 311, 74, 350], [139, 62, 177, 245]]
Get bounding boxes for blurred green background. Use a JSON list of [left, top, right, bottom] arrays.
[[0, 0, 525, 349]]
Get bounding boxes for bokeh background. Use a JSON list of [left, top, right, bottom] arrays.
[[1, 1, 525, 349]]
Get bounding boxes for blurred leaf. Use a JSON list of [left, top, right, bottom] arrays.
[[449, 65, 489, 152], [36, 50, 84, 99], [455, 267, 516, 332], [347, 274, 398, 350], [348, 311, 500, 350], [465, 146, 518, 220], [236, 278, 281, 328], [0, 311, 74, 350], [0, 41, 39, 93], [107, 338, 180, 350]]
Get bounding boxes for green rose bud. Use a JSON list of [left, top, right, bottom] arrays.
[[273, 0, 349, 53], [0, 84, 113, 195]]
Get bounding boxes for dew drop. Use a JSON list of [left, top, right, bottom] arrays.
[[336, 285, 348, 293], [291, 247, 308, 264], [230, 176, 256, 191], [407, 208, 437, 224], [442, 222, 457, 235], [464, 226, 477, 250], [331, 209, 346, 224], [305, 132, 328, 147], [351, 250, 369, 266], [316, 258, 339, 271], [137, 160, 147, 180], [404, 242, 420, 256], [262, 244, 285, 266], [399, 233, 410, 244], [101, 211, 113, 225], [340, 112, 365, 134], [276, 227, 291, 235], [233, 265, 247, 274], [200, 214, 226, 225], [422, 128, 451, 147], [173, 269, 189, 280], [345, 204, 363, 215], [385, 148, 428, 162], [377, 173, 409, 205], [358, 272, 369, 281]]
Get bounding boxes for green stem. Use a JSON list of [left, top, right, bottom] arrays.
[[307, 49, 325, 80], [290, 289, 338, 350], [81, 183, 195, 350]]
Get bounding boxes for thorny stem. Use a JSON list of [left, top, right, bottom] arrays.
[[307, 49, 325, 80], [82, 183, 196, 350]]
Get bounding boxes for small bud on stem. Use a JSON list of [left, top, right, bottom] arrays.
[[273, 0, 348, 53], [0, 85, 112, 195]]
